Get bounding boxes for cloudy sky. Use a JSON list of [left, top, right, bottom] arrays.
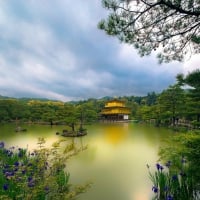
[[0, 0, 199, 101]]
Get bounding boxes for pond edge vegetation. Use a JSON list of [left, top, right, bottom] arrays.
[[0, 138, 91, 200]]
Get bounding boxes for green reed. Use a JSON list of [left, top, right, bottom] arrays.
[[148, 158, 198, 200]]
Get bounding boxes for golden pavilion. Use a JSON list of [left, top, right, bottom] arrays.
[[101, 99, 131, 121]]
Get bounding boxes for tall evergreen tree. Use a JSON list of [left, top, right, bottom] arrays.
[[158, 84, 185, 126], [178, 70, 200, 125]]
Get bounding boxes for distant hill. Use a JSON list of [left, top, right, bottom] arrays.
[[0, 95, 57, 102], [0, 95, 16, 100], [0, 94, 150, 104], [19, 97, 51, 102], [99, 96, 113, 101]]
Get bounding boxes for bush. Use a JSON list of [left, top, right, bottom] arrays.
[[149, 131, 200, 200], [148, 160, 196, 200], [0, 138, 91, 200]]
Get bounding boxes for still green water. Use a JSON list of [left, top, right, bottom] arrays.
[[0, 123, 172, 200]]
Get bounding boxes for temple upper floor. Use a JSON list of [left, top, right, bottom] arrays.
[[105, 99, 126, 108]]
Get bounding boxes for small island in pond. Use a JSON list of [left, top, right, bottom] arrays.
[[15, 126, 27, 132], [56, 123, 87, 137], [60, 129, 87, 137]]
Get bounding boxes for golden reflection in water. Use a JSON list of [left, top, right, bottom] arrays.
[[103, 124, 129, 145], [132, 189, 150, 200]]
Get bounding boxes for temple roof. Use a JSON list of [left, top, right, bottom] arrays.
[[101, 99, 131, 115]]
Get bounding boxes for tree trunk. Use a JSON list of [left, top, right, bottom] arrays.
[[197, 114, 200, 122]]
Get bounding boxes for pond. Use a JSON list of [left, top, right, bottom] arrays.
[[0, 123, 173, 200]]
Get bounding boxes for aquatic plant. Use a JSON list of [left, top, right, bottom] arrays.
[[0, 138, 91, 200], [148, 158, 199, 200]]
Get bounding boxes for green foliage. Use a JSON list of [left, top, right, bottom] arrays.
[[159, 131, 200, 186], [158, 84, 185, 126], [146, 92, 157, 106], [184, 69, 200, 89], [99, 0, 200, 63], [148, 130, 200, 199], [191, 35, 200, 44], [149, 161, 195, 200], [0, 139, 91, 200], [133, 70, 200, 128], [0, 98, 100, 125], [136, 105, 153, 121], [177, 70, 200, 123], [0, 99, 29, 122]]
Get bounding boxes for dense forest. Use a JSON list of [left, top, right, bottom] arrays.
[[0, 70, 199, 129]]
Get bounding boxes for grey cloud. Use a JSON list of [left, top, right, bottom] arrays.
[[0, 0, 198, 101]]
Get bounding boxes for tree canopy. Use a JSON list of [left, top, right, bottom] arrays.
[[98, 0, 200, 63], [177, 69, 200, 123]]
